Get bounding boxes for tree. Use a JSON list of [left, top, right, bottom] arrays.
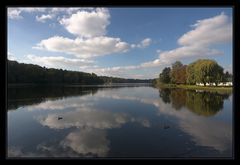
[[186, 62, 197, 85], [212, 65, 224, 86], [177, 65, 187, 84], [8, 60, 151, 85], [170, 61, 187, 84], [186, 59, 224, 86], [170, 61, 183, 84], [223, 71, 232, 82], [159, 67, 171, 83]]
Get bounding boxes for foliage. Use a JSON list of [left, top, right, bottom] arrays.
[[170, 61, 183, 84], [158, 59, 228, 86], [8, 60, 152, 85], [222, 71, 233, 82], [159, 67, 171, 83], [193, 59, 224, 86]]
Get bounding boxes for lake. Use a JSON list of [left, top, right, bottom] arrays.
[[7, 85, 233, 158]]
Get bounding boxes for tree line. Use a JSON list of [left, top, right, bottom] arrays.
[[8, 60, 152, 85], [157, 59, 232, 86]]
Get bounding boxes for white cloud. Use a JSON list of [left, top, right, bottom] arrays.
[[50, 7, 94, 15], [141, 38, 152, 47], [178, 12, 232, 46], [157, 45, 222, 64], [139, 13, 232, 67], [8, 8, 23, 19], [36, 14, 54, 23], [84, 13, 232, 78], [8, 8, 48, 19], [131, 38, 152, 48], [34, 36, 129, 59], [60, 8, 110, 38], [26, 54, 94, 70], [8, 7, 94, 22]]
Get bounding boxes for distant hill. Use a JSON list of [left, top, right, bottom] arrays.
[[7, 60, 152, 85]]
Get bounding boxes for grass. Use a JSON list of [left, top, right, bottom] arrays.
[[153, 81, 233, 94]]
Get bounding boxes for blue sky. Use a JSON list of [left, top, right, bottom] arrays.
[[8, 7, 232, 79]]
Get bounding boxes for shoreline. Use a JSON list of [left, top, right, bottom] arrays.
[[153, 83, 233, 93], [7, 83, 152, 88]]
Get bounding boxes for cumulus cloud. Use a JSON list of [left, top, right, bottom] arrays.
[[29, 8, 151, 76], [79, 13, 231, 78], [26, 54, 94, 70], [156, 45, 222, 64], [178, 12, 232, 46], [60, 8, 110, 38], [139, 13, 232, 67], [34, 36, 130, 59]]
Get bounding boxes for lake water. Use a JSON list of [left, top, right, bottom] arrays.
[[7, 85, 233, 158]]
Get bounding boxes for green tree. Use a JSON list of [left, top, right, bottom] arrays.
[[186, 62, 197, 85], [186, 59, 224, 86], [223, 71, 232, 82], [159, 67, 171, 83]]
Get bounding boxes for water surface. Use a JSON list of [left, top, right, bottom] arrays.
[[7, 85, 233, 158]]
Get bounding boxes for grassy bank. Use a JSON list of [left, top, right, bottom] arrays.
[[154, 81, 233, 94]]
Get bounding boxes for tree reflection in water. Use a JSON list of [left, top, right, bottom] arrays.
[[7, 86, 99, 110], [159, 88, 230, 116]]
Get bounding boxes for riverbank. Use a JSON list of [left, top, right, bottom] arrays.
[[7, 83, 151, 88], [154, 82, 233, 94]]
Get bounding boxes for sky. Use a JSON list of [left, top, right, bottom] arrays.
[[7, 7, 233, 79]]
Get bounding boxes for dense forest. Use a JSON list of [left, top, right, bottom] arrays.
[[8, 60, 152, 85]]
